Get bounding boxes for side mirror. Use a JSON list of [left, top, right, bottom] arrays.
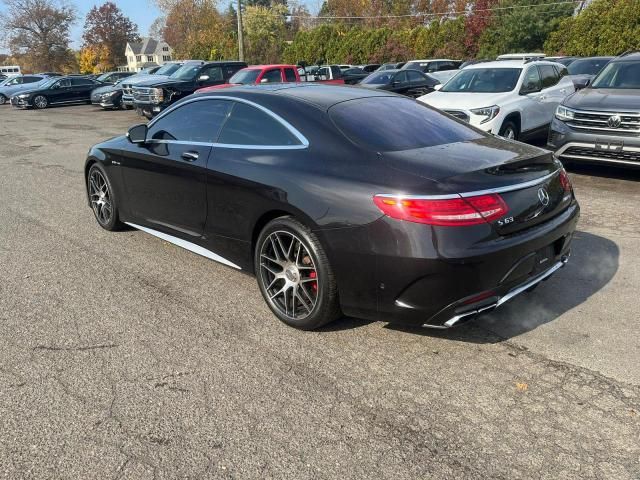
[[127, 124, 148, 144], [574, 78, 590, 90], [433, 84, 443, 91], [260, 78, 269, 83], [520, 85, 541, 95], [198, 75, 210, 82]]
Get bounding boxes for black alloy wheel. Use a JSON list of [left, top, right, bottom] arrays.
[[87, 164, 122, 231], [33, 95, 48, 109], [255, 217, 341, 330]]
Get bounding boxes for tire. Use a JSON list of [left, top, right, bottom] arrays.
[[87, 163, 123, 231], [33, 95, 48, 109], [0, 94, 6, 105], [499, 120, 519, 140], [255, 216, 341, 330], [125, 105, 133, 110]]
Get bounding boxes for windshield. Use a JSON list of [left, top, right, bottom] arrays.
[[170, 64, 201, 81], [155, 63, 182, 75], [568, 58, 611, 76], [591, 62, 640, 89], [441, 68, 522, 93], [229, 69, 260, 84], [96, 73, 112, 82], [403, 61, 429, 72], [38, 77, 61, 89], [361, 72, 395, 85]]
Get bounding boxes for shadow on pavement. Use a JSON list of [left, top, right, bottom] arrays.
[[383, 230, 619, 343]]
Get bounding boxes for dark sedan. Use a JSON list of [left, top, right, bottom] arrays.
[[359, 69, 439, 97], [84, 84, 579, 330], [11, 76, 99, 109], [91, 80, 125, 109]]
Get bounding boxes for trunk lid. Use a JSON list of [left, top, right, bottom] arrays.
[[382, 136, 572, 234]]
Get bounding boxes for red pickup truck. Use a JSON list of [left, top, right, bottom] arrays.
[[197, 65, 301, 92], [197, 64, 347, 93]]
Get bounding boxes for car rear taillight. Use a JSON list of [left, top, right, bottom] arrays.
[[559, 169, 572, 193], [373, 193, 508, 226]]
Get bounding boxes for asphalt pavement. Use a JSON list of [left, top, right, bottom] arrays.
[[0, 105, 638, 479]]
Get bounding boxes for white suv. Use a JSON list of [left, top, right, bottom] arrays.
[[417, 60, 575, 141]]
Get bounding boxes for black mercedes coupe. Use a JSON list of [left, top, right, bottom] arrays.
[[84, 84, 579, 330]]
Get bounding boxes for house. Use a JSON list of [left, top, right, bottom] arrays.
[[124, 38, 173, 72]]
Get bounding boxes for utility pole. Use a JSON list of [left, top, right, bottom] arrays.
[[237, 0, 244, 62]]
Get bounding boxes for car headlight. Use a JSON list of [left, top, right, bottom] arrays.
[[150, 88, 164, 102], [470, 105, 500, 124], [555, 105, 575, 121]]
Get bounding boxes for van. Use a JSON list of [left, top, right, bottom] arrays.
[[0, 66, 21, 77]]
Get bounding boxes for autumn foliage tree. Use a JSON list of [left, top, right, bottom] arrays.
[[0, 0, 77, 72], [82, 2, 140, 70]]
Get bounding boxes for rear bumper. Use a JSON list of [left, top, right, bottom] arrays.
[[329, 200, 580, 328], [548, 117, 640, 168]]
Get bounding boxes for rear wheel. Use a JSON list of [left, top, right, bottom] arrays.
[[33, 95, 48, 109], [87, 163, 123, 231], [499, 120, 519, 140], [255, 217, 341, 330]]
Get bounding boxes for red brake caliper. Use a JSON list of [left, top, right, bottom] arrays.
[[309, 271, 317, 292]]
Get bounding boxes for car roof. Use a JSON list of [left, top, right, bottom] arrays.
[[406, 59, 455, 63], [194, 83, 397, 111], [464, 60, 559, 69], [612, 52, 640, 61], [244, 64, 297, 70]]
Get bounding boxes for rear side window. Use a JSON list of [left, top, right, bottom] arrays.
[[284, 68, 297, 82], [538, 65, 559, 88], [218, 102, 301, 147], [330, 97, 482, 152], [148, 99, 232, 143], [262, 69, 282, 83]]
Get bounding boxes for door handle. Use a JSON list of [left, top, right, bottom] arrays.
[[181, 151, 199, 162]]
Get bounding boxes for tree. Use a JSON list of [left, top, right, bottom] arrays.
[[149, 16, 167, 40], [0, 0, 77, 72], [464, 0, 499, 58], [82, 2, 140, 70], [79, 44, 111, 73], [243, 4, 288, 63], [545, 0, 640, 55], [477, 0, 574, 58]]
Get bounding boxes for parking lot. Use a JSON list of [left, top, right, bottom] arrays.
[[0, 105, 639, 479]]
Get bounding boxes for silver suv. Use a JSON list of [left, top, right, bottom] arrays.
[[548, 51, 640, 169]]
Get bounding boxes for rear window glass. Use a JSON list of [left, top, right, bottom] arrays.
[[329, 97, 482, 152]]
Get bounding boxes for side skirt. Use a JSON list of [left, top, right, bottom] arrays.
[[125, 222, 242, 270]]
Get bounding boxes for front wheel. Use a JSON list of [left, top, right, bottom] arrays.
[[255, 217, 341, 330], [0, 94, 6, 105], [33, 95, 48, 109], [499, 120, 519, 140], [87, 163, 123, 231]]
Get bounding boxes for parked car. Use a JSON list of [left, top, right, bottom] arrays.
[[298, 65, 346, 85], [341, 67, 369, 84], [565, 56, 613, 89], [132, 60, 247, 118], [94, 71, 135, 85], [359, 69, 439, 97], [120, 65, 167, 109], [0, 74, 50, 105], [91, 79, 127, 110], [549, 52, 640, 169], [402, 59, 462, 73], [377, 63, 400, 71], [497, 53, 545, 61], [418, 60, 575, 141], [84, 84, 578, 330], [10, 75, 100, 109], [546, 56, 578, 66], [359, 64, 381, 73], [198, 65, 300, 92]]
